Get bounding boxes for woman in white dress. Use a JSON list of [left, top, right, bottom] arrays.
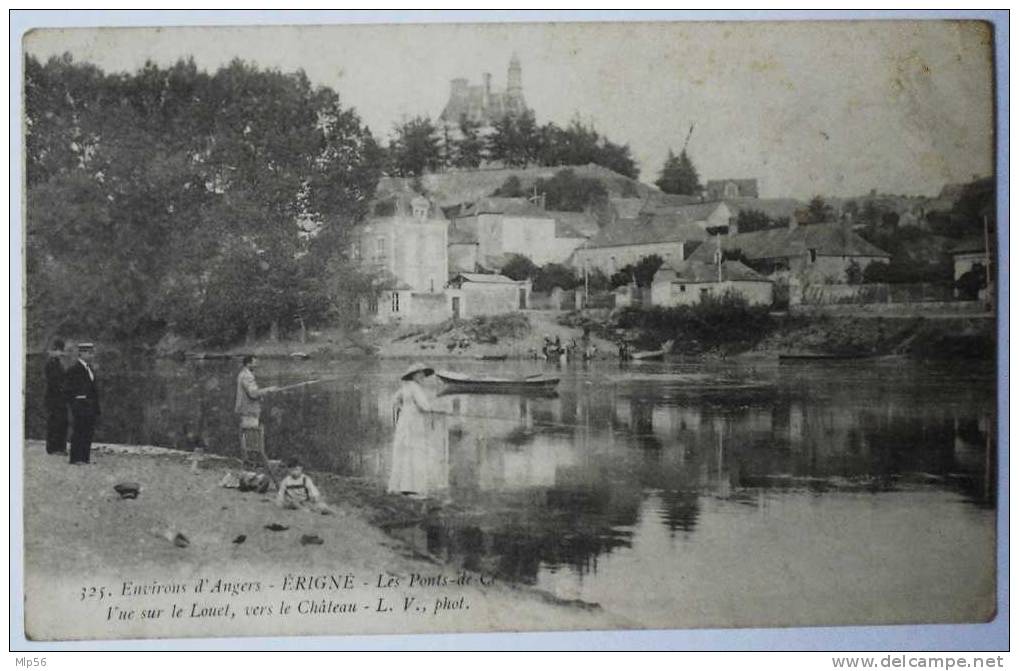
[[389, 363, 446, 496]]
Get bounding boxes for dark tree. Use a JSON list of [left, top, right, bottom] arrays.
[[845, 259, 863, 285], [25, 54, 382, 345], [735, 209, 778, 233], [535, 119, 638, 179], [534, 169, 608, 212], [533, 263, 580, 293], [492, 175, 527, 198], [452, 115, 485, 169], [805, 196, 835, 225], [611, 255, 664, 288], [500, 254, 540, 281], [655, 149, 700, 195], [488, 111, 540, 168], [388, 116, 442, 177]]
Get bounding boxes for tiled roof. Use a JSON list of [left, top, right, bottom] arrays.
[[687, 223, 890, 262], [643, 200, 728, 222], [723, 197, 805, 223], [583, 213, 709, 249], [451, 272, 522, 285], [660, 260, 771, 283], [458, 197, 550, 218], [949, 237, 991, 254], [610, 198, 647, 219]]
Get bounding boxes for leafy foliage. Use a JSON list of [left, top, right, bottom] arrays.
[[804, 196, 835, 225], [610, 254, 664, 288], [26, 54, 382, 345], [387, 116, 442, 177], [451, 115, 485, 169], [532, 263, 580, 293], [615, 291, 774, 353], [500, 254, 540, 281], [735, 208, 785, 233], [655, 149, 700, 195], [534, 169, 608, 212]]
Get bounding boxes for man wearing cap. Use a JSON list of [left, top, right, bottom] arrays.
[[65, 342, 100, 465], [44, 337, 68, 455]]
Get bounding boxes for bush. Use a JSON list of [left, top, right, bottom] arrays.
[[615, 290, 773, 353]]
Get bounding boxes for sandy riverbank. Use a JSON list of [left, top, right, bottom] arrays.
[[21, 440, 628, 641]]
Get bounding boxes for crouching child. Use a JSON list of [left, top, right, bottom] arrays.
[[276, 457, 334, 515]]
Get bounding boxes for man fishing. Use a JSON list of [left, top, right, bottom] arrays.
[[235, 355, 277, 461]]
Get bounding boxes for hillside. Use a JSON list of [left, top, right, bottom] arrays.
[[377, 163, 659, 207]]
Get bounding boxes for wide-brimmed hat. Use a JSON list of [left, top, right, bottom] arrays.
[[401, 363, 435, 380]]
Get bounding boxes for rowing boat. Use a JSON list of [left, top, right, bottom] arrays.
[[436, 370, 560, 394]]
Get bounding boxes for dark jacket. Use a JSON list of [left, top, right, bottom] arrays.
[[65, 360, 100, 417], [44, 356, 65, 409]]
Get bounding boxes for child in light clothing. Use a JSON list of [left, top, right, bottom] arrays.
[[276, 458, 334, 515]]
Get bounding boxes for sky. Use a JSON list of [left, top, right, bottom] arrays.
[[24, 19, 995, 199]]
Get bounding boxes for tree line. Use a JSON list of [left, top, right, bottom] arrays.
[[385, 112, 640, 179], [26, 54, 384, 346]]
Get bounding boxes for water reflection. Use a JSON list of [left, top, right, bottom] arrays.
[[24, 356, 996, 595]]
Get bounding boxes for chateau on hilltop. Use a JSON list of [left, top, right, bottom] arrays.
[[439, 55, 531, 131]]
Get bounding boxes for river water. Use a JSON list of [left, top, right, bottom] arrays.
[[24, 355, 997, 628]]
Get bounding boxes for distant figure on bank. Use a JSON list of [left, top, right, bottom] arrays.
[[44, 338, 68, 455], [276, 457, 334, 514], [388, 363, 438, 495], [235, 355, 276, 461], [65, 342, 100, 465]]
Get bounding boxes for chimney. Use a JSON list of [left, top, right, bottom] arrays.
[[483, 72, 492, 96]]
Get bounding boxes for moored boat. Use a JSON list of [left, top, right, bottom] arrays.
[[436, 370, 559, 394]]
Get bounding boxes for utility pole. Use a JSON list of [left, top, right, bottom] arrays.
[[983, 214, 993, 309]]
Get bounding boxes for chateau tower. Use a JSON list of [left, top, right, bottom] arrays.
[[439, 56, 531, 130], [508, 53, 522, 97]]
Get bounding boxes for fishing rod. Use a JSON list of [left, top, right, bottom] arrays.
[[266, 376, 344, 393]]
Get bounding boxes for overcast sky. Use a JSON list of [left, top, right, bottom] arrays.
[[25, 19, 995, 198]]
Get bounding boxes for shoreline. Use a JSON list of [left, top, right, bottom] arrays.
[[21, 439, 626, 640]]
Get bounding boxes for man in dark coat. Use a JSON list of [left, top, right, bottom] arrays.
[[44, 338, 68, 454], [65, 342, 100, 465]]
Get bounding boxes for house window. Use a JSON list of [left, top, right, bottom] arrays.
[[679, 284, 687, 292], [430, 278, 435, 293], [368, 295, 379, 314], [392, 292, 400, 313], [376, 236, 386, 260], [808, 248, 817, 263], [351, 244, 361, 261]]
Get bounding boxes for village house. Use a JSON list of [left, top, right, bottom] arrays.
[[645, 201, 735, 233], [571, 213, 709, 276], [950, 237, 993, 282], [447, 272, 531, 319], [448, 226, 480, 274], [650, 259, 774, 307], [705, 178, 759, 200], [353, 192, 451, 323], [451, 197, 589, 267], [686, 221, 890, 283]]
